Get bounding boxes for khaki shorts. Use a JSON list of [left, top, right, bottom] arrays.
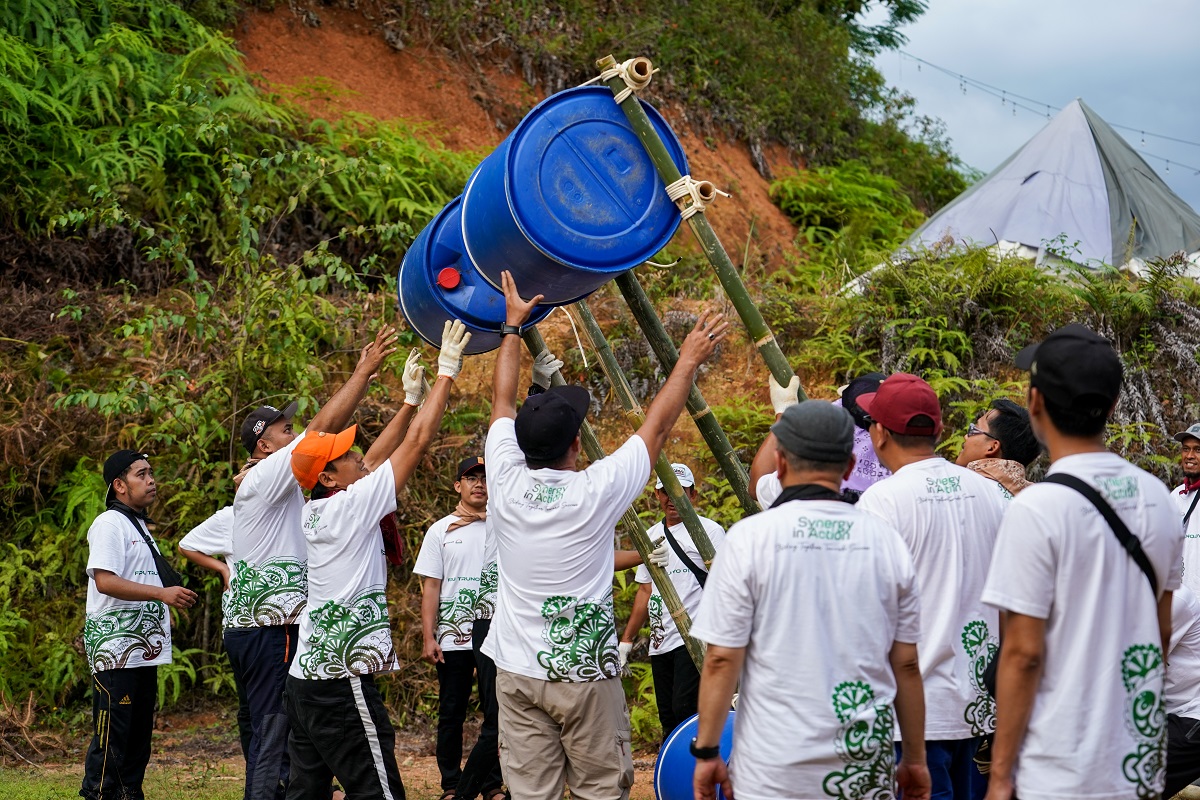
[[496, 669, 634, 800]]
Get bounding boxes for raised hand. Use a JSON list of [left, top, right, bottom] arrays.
[[402, 348, 429, 406], [679, 309, 730, 366], [769, 374, 801, 415], [437, 320, 472, 379], [356, 324, 399, 380], [501, 270, 544, 328]]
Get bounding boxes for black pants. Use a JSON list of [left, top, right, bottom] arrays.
[[283, 673, 406, 800], [80, 665, 158, 800], [225, 625, 298, 800], [435, 649, 477, 791], [455, 619, 504, 800], [651, 645, 702, 744], [1166, 713, 1200, 799]]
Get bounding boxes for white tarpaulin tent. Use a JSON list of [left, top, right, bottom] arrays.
[[901, 99, 1200, 273]]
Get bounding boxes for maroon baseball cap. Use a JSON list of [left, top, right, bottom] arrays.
[[856, 373, 943, 437]]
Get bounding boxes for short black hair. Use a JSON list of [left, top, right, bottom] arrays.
[[780, 448, 850, 477], [1042, 396, 1111, 438], [885, 414, 939, 450], [986, 399, 1041, 466]]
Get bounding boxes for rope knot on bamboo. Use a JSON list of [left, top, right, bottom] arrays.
[[665, 175, 730, 220], [598, 57, 657, 104]]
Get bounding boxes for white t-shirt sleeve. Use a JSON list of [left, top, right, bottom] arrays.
[[485, 417, 525, 473], [178, 506, 234, 557], [586, 434, 653, 511], [413, 522, 446, 580], [247, 431, 307, 505], [892, 533, 921, 644], [756, 472, 782, 508], [347, 460, 399, 530], [1166, 527, 1184, 592], [981, 497, 1056, 619], [691, 530, 754, 648], [86, 515, 127, 579]]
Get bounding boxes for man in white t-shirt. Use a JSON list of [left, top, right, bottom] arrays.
[[414, 456, 500, 800], [81, 450, 198, 800], [1171, 422, 1200, 596], [691, 400, 931, 800], [482, 270, 727, 800], [1164, 587, 1200, 798], [225, 325, 401, 800], [855, 373, 1007, 800], [283, 322, 468, 800], [750, 372, 891, 507], [981, 323, 1182, 800], [618, 462, 725, 744]]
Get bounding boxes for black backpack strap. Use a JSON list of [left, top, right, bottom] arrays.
[[659, 519, 707, 588], [1042, 474, 1158, 596], [110, 506, 183, 589], [1183, 490, 1200, 531]]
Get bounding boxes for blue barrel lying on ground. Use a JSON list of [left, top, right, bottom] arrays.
[[653, 710, 735, 800], [399, 85, 689, 353]]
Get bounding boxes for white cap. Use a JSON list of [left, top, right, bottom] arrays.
[[655, 463, 695, 490]]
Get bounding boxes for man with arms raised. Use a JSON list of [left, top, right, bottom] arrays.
[[226, 325, 399, 800], [81, 450, 198, 800], [484, 271, 726, 800], [284, 322, 470, 799], [856, 373, 1007, 799], [691, 400, 930, 800], [982, 324, 1182, 800]]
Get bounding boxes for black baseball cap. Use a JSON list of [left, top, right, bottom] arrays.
[[456, 456, 485, 480], [103, 449, 151, 508], [841, 372, 886, 431], [240, 401, 299, 453], [1014, 324, 1122, 414], [515, 385, 590, 462]]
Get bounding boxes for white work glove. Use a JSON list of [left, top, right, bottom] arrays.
[[618, 641, 633, 670], [437, 320, 471, 379], [402, 349, 429, 406], [648, 536, 669, 568], [769, 374, 801, 415], [532, 349, 564, 390]]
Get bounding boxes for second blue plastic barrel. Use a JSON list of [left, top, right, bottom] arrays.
[[461, 86, 689, 305], [653, 710, 735, 800], [398, 196, 552, 355]]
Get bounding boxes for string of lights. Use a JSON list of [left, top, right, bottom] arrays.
[[894, 51, 1200, 177]]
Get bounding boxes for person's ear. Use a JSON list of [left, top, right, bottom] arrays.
[[985, 436, 1002, 458], [842, 453, 858, 482], [257, 437, 273, 457], [113, 477, 128, 500], [774, 448, 787, 479], [317, 469, 338, 489]]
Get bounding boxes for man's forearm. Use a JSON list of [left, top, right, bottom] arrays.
[[889, 642, 925, 763], [420, 579, 442, 641], [622, 584, 652, 642], [309, 369, 371, 434], [748, 430, 780, 500], [695, 645, 744, 747], [990, 619, 1045, 781], [490, 334, 521, 423]]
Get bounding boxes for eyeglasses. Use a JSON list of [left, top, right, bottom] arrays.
[[460, 473, 486, 484], [966, 423, 998, 440]]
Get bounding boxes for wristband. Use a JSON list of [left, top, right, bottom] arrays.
[[500, 323, 522, 337], [528, 384, 546, 397], [689, 738, 721, 760]]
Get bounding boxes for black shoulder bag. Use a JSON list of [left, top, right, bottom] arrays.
[[1183, 489, 1200, 532], [110, 505, 183, 589], [984, 472, 1159, 697], [659, 519, 708, 588]]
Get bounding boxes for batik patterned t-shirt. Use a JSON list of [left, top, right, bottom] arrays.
[[414, 516, 486, 651]]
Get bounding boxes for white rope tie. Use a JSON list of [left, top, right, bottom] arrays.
[[665, 175, 730, 219], [556, 306, 589, 371], [593, 58, 658, 104]]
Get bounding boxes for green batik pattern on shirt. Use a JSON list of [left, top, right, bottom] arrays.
[[1121, 643, 1166, 798], [962, 619, 998, 736], [297, 589, 396, 679], [536, 590, 620, 682], [224, 557, 307, 627], [822, 680, 896, 800], [475, 561, 497, 620], [647, 594, 667, 650], [438, 587, 478, 647], [83, 602, 169, 672]]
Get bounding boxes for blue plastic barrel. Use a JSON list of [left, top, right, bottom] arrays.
[[461, 86, 689, 305], [653, 710, 735, 800], [398, 196, 552, 355]]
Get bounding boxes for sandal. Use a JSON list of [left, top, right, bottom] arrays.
[[483, 788, 509, 800], [439, 792, 457, 800]]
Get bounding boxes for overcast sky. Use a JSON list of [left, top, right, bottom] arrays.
[[869, 0, 1200, 210]]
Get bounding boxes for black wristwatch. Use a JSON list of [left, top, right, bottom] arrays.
[[499, 323, 522, 337], [689, 738, 721, 760]]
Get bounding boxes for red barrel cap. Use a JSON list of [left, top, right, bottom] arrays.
[[436, 267, 461, 289]]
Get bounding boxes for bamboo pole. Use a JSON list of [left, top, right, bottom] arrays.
[[596, 54, 807, 399], [520, 326, 706, 671], [567, 301, 718, 565], [613, 270, 757, 515]]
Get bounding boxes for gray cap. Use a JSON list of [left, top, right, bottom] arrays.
[[1174, 423, 1200, 443], [771, 400, 856, 462]]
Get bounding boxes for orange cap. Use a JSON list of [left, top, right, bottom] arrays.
[[290, 426, 358, 490]]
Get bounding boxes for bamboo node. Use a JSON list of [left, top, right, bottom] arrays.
[[665, 175, 730, 220], [595, 57, 657, 103], [690, 406, 712, 420], [755, 333, 776, 348]]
